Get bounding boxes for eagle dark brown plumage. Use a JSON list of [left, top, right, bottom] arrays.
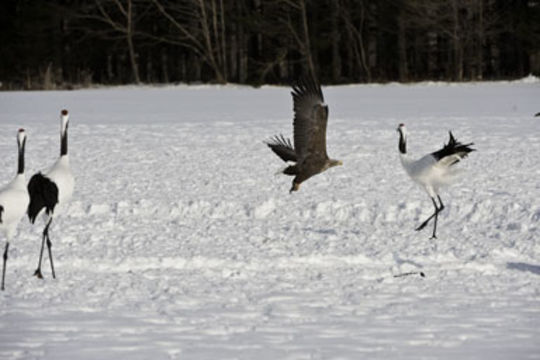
[[266, 77, 342, 192]]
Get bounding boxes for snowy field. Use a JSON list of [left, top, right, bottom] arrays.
[[0, 78, 539, 359]]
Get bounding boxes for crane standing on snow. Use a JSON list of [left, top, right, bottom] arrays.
[[27, 110, 74, 279], [397, 124, 475, 239], [1, 129, 30, 291]]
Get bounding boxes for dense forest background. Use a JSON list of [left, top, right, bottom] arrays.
[[1, 0, 539, 89]]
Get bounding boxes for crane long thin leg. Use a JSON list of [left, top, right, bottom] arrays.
[[437, 195, 444, 210], [34, 218, 53, 279], [431, 196, 445, 239], [1, 242, 9, 291], [415, 197, 439, 231], [43, 219, 55, 279], [431, 197, 439, 239], [34, 232, 46, 279], [46, 231, 56, 279]]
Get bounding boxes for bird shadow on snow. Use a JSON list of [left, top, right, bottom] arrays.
[[506, 262, 540, 275]]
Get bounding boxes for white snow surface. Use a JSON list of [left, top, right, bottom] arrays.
[[0, 80, 539, 359]]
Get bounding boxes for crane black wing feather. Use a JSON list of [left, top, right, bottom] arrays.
[[431, 131, 475, 165], [27, 173, 58, 224]]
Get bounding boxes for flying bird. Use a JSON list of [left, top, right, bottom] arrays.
[[397, 124, 475, 238], [266, 77, 342, 192], [535, 112, 540, 117], [28, 110, 74, 279], [1, 129, 30, 291]]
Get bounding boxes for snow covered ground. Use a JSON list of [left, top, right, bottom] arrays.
[[0, 78, 539, 359]]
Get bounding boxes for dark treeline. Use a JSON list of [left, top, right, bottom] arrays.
[[1, 0, 539, 90]]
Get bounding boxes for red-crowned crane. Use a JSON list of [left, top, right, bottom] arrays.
[[397, 124, 475, 238], [28, 110, 74, 279], [1, 129, 30, 290]]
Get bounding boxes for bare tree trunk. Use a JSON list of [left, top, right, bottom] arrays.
[[357, 1, 371, 81], [126, 34, 140, 83], [43, 63, 53, 90], [107, 54, 114, 81], [279, 49, 288, 80], [126, 0, 141, 83], [161, 48, 169, 83], [452, 0, 463, 81], [476, 0, 484, 80], [219, 0, 228, 79], [398, 8, 408, 82], [427, 30, 437, 78], [25, 68, 32, 90], [180, 54, 187, 81], [229, 22, 238, 81], [116, 55, 124, 82], [331, 0, 342, 82], [341, 3, 369, 81], [345, 29, 355, 79], [151, 0, 226, 83], [146, 53, 153, 82], [238, 19, 248, 83], [254, 0, 263, 57], [366, 2, 377, 80], [198, 0, 226, 83], [299, 0, 316, 78], [198, 0, 217, 80], [210, 0, 222, 69], [91, 0, 141, 84]]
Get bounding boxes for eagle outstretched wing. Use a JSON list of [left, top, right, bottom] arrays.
[[291, 76, 329, 162], [265, 134, 297, 162]]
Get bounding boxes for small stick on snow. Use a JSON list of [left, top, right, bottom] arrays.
[[393, 271, 426, 278]]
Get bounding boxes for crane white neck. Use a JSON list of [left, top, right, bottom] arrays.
[[17, 129, 26, 175], [398, 125, 407, 155], [60, 110, 69, 156]]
